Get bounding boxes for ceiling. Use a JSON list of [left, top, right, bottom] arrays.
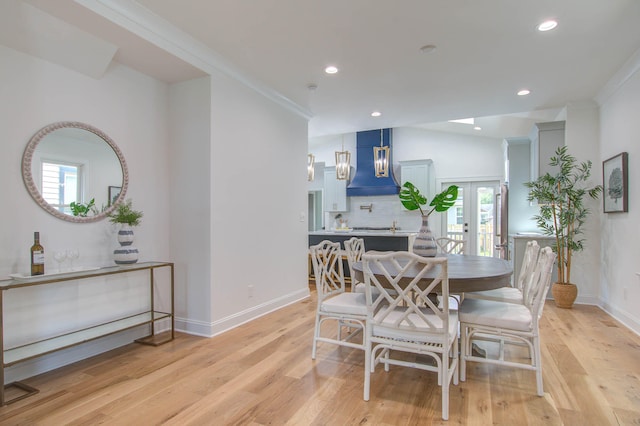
[[8, 0, 640, 139]]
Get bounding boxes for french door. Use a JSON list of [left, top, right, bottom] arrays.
[[440, 181, 501, 257]]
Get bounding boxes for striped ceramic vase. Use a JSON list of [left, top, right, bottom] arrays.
[[412, 215, 437, 257], [114, 224, 139, 264]]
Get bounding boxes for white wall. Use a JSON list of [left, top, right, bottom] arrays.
[[564, 102, 603, 305], [167, 71, 311, 338], [208, 68, 310, 335], [505, 141, 540, 234], [0, 45, 172, 381], [168, 77, 213, 335], [598, 61, 640, 334], [392, 128, 504, 182]]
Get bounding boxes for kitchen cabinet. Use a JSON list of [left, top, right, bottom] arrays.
[[323, 167, 349, 212], [529, 121, 565, 180], [399, 160, 434, 208]]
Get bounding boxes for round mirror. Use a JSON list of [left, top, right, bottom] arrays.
[[22, 121, 129, 223]]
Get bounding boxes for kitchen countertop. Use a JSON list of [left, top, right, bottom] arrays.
[[309, 230, 417, 237], [510, 233, 554, 240]]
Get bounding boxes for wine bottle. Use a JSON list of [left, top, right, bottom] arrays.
[[30, 231, 45, 276]]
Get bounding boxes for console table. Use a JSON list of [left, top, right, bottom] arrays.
[[0, 261, 174, 405]]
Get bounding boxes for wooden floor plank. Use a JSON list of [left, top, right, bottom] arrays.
[[1, 288, 639, 425]]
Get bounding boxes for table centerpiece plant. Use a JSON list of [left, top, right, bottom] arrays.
[[107, 199, 143, 264], [524, 146, 602, 308], [399, 182, 458, 257]]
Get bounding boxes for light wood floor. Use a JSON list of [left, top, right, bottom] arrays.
[[1, 287, 639, 425]]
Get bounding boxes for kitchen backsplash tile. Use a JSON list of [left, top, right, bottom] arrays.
[[325, 195, 423, 231]]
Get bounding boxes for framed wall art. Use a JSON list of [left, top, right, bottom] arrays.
[[108, 185, 122, 206], [602, 152, 628, 213]]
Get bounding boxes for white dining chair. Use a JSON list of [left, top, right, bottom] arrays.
[[459, 246, 556, 396], [362, 251, 458, 420], [343, 237, 366, 293], [436, 237, 466, 254], [309, 240, 367, 360], [464, 240, 540, 304]]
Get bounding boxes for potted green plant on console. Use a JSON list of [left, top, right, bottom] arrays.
[[524, 146, 602, 308], [107, 199, 143, 264], [399, 182, 458, 257]]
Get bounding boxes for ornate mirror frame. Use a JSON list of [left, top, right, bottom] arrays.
[[22, 121, 129, 223]]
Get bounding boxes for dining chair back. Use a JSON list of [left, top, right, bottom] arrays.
[[436, 237, 466, 254], [362, 251, 458, 420], [464, 240, 540, 304], [310, 240, 346, 300], [343, 237, 365, 292], [459, 246, 556, 396], [309, 240, 367, 360]]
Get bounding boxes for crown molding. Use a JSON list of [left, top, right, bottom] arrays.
[[595, 46, 640, 106], [76, 0, 312, 120]]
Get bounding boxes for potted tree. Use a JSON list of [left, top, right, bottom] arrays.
[[524, 146, 602, 308], [399, 182, 458, 256], [107, 199, 143, 264]]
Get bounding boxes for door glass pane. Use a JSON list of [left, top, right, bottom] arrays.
[[476, 186, 495, 256], [445, 187, 464, 241]]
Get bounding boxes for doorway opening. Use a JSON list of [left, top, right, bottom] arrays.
[[308, 190, 323, 231]]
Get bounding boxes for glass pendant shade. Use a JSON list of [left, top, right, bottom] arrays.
[[335, 150, 351, 180], [374, 145, 390, 177], [307, 154, 315, 181], [374, 128, 390, 177]]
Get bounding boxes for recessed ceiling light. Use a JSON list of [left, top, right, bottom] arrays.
[[537, 20, 558, 32], [324, 65, 338, 74], [474, 126, 482, 131], [371, 111, 381, 117], [517, 89, 531, 96], [420, 44, 437, 54]]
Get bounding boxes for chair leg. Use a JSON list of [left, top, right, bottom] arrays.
[[384, 349, 390, 372], [453, 334, 459, 385], [311, 313, 321, 359], [460, 324, 467, 382], [534, 335, 544, 396], [363, 340, 371, 401], [442, 370, 449, 421]]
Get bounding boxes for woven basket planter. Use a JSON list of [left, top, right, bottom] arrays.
[[551, 282, 578, 309]]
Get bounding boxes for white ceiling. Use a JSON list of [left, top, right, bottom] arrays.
[[9, 0, 640, 139]]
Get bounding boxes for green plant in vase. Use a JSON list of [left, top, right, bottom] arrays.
[[524, 146, 602, 308], [107, 199, 143, 226], [107, 199, 143, 265], [399, 182, 458, 256]]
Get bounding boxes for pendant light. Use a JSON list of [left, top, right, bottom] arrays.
[[307, 153, 315, 181], [335, 136, 351, 180], [374, 128, 390, 177]]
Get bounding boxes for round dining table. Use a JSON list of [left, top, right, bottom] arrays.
[[351, 253, 513, 294]]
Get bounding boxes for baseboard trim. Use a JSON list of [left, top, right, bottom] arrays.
[[175, 288, 310, 338], [599, 301, 640, 337]]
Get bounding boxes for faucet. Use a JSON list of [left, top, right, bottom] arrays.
[[391, 220, 397, 233]]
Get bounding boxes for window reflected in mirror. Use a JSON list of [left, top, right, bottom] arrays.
[[42, 161, 81, 215]]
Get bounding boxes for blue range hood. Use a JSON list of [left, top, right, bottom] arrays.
[[347, 128, 400, 196]]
